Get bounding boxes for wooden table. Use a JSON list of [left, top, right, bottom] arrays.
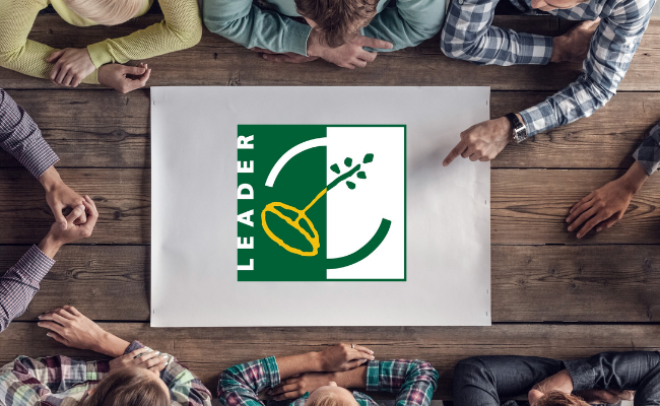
[[0, 11, 659, 400]]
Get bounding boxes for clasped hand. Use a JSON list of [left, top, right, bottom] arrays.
[[253, 31, 393, 69]]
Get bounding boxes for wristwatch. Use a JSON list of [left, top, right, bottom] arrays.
[[505, 113, 528, 143]]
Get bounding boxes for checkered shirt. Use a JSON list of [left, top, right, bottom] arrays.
[[0, 88, 59, 179], [0, 340, 213, 406], [441, 0, 655, 137], [0, 245, 54, 333], [633, 121, 660, 175], [217, 357, 438, 406]]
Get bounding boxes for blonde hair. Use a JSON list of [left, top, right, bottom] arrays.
[[63, 0, 146, 25], [307, 390, 357, 406]]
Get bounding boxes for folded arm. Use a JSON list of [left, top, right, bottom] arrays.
[[365, 359, 439, 406], [86, 0, 202, 67], [363, 0, 446, 52], [203, 0, 312, 56], [218, 357, 281, 406], [520, 0, 653, 136], [440, 0, 553, 65]]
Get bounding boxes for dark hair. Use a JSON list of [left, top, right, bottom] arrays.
[[84, 367, 169, 406], [294, 0, 378, 47], [536, 391, 591, 406]]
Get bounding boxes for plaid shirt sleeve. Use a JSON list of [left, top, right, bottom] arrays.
[[633, 121, 660, 176], [365, 360, 439, 406], [0, 354, 110, 406], [440, 0, 554, 66], [0, 88, 59, 179], [123, 341, 213, 406], [520, 0, 654, 136], [217, 356, 281, 406], [0, 245, 54, 333]]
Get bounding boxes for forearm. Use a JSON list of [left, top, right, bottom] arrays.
[[93, 332, 131, 357], [0, 90, 60, 179], [565, 351, 660, 392], [276, 352, 324, 379], [633, 123, 660, 176], [334, 366, 367, 389], [362, 0, 445, 52], [0, 245, 55, 332], [204, 0, 311, 55], [87, 0, 201, 67], [441, 0, 552, 66]]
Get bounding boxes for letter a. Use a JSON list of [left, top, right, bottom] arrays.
[[238, 210, 254, 227]]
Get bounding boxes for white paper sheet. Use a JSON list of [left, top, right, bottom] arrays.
[[151, 86, 491, 327]]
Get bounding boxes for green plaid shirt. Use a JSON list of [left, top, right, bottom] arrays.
[[0, 340, 212, 406], [218, 357, 438, 406]]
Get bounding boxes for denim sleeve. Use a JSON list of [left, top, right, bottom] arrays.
[[564, 352, 660, 393], [453, 356, 565, 406]]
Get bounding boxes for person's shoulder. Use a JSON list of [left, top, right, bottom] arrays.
[[600, 0, 654, 18]]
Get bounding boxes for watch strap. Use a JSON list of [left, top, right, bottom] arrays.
[[505, 113, 528, 143]]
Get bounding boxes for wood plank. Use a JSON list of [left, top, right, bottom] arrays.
[[0, 168, 149, 244], [2, 90, 657, 170], [492, 245, 660, 322], [492, 169, 660, 244], [0, 246, 149, 321], [1, 15, 658, 91], [0, 90, 150, 169], [1, 323, 660, 399], [4, 245, 659, 323], [0, 168, 657, 244], [491, 92, 660, 169]]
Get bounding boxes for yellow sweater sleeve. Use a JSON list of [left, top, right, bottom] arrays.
[[0, 0, 99, 84], [86, 0, 202, 67]]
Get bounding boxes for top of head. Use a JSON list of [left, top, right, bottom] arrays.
[[294, 0, 379, 47], [307, 386, 361, 406], [63, 0, 146, 25], [83, 367, 170, 406]]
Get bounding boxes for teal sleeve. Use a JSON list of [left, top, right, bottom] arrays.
[[203, 0, 313, 56], [362, 0, 447, 52]]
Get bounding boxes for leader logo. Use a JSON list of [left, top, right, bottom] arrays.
[[237, 125, 406, 282]]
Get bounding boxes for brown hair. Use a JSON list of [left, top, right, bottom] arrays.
[[536, 391, 591, 406], [295, 0, 378, 47], [84, 368, 169, 406]]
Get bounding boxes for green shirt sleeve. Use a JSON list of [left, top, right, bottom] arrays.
[[203, 0, 312, 56], [362, 0, 447, 52]]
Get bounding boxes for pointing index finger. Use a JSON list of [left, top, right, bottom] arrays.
[[443, 138, 468, 167]]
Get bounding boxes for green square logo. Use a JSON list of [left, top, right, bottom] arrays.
[[237, 125, 406, 281]]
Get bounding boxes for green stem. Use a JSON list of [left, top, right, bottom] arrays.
[[327, 164, 361, 192]]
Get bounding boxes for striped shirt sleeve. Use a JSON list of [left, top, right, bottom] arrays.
[[0, 88, 59, 179], [0, 245, 54, 333], [365, 360, 439, 406]]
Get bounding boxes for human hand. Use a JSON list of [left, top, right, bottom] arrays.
[[268, 373, 338, 401], [307, 31, 393, 69], [551, 19, 600, 63], [443, 116, 513, 166], [38, 196, 98, 258], [98, 63, 151, 94], [40, 166, 86, 230], [251, 47, 320, 64], [38, 305, 111, 349], [316, 343, 374, 372], [47, 48, 96, 87], [109, 348, 169, 376], [566, 162, 648, 238], [576, 389, 635, 404]]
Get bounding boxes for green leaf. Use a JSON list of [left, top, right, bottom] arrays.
[[330, 163, 340, 174], [357, 171, 366, 179], [346, 181, 356, 190], [363, 153, 374, 164], [344, 157, 353, 167]]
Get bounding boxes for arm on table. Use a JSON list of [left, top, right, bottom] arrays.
[[86, 0, 202, 68], [364, 359, 438, 406], [363, 0, 446, 52], [203, 0, 312, 56]]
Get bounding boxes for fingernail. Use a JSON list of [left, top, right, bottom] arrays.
[[38, 315, 42, 319], [369, 350, 374, 354], [597, 227, 602, 232], [567, 226, 573, 231], [155, 351, 160, 355], [46, 333, 52, 337]]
